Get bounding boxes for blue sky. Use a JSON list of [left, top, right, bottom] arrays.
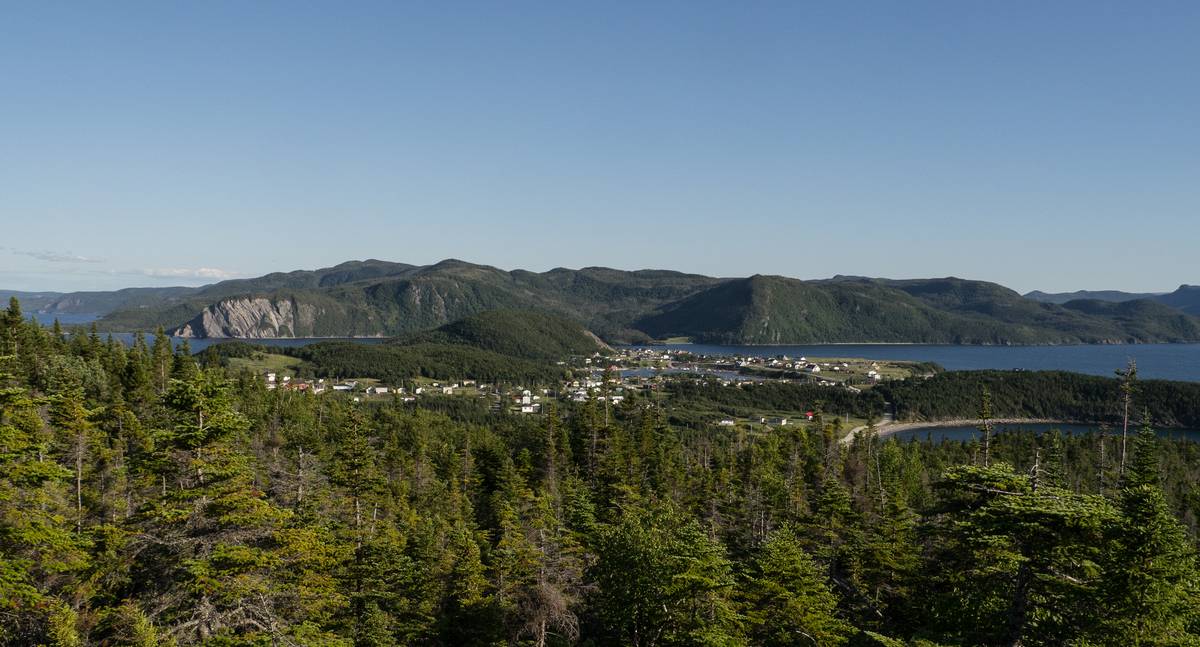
[[1, 2, 1196, 293]]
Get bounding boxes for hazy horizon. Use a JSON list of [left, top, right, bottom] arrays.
[[0, 255, 1192, 297]]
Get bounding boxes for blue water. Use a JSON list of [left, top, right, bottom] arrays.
[[628, 343, 1200, 382], [31, 312, 100, 325], [888, 422, 1200, 443], [95, 333, 388, 353]]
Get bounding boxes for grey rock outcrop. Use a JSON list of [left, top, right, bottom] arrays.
[[173, 297, 319, 338]]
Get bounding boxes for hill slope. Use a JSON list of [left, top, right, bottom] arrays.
[[1024, 289, 1161, 304], [403, 309, 611, 359], [57, 260, 1200, 344], [159, 260, 719, 340], [635, 275, 1200, 344], [285, 309, 608, 383], [1154, 285, 1200, 316]]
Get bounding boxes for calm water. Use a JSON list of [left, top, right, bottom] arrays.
[[888, 422, 1200, 443], [629, 343, 1200, 382], [99, 333, 388, 353], [31, 312, 101, 326]]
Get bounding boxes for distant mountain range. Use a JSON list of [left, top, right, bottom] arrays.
[[6, 260, 1200, 345], [1025, 286, 1200, 316], [1023, 289, 1162, 304]]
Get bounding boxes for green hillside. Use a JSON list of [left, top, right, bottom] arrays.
[[1156, 285, 1200, 316], [222, 309, 612, 384], [75, 259, 1200, 344], [284, 309, 604, 381], [404, 309, 610, 359], [636, 274, 1200, 344], [289, 341, 566, 385]]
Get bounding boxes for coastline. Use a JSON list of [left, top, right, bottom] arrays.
[[841, 418, 1077, 444]]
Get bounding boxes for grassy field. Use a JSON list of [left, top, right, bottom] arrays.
[[227, 352, 305, 377], [800, 357, 916, 381]]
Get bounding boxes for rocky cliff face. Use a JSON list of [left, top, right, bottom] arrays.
[[173, 297, 320, 338]]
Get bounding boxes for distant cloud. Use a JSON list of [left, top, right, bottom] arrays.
[[138, 267, 241, 280], [15, 249, 105, 263]]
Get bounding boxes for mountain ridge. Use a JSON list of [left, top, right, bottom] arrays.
[[8, 260, 1200, 345]]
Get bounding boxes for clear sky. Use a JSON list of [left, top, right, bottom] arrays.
[[1, 2, 1196, 294]]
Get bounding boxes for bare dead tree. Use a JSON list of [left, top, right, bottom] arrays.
[[1117, 359, 1137, 480], [978, 386, 993, 467]]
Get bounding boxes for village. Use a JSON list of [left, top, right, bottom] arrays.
[[256, 347, 924, 427]]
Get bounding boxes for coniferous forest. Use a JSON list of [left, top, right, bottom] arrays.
[[3, 297, 1200, 647]]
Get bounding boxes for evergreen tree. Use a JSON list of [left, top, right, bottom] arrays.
[[588, 505, 744, 646], [132, 371, 293, 643], [1100, 417, 1200, 645], [741, 525, 853, 646], [0, 355, 89, 644]]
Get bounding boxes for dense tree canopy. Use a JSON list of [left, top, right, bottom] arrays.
[[1, 299, 1199, 646]]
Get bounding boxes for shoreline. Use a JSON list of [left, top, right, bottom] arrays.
[[634, 341, 1197, 348], [841, 418, 1077, 444], [875, 418, 1072, 438]]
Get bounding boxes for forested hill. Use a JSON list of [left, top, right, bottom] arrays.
[[1027, 284, 1200, 316], [1024, 289, 1161, 304], [285, 310, 610, 384], [634, 274, 1200, 344], [401, 309, 612, 360], [1157, 284, 1200, 316], [15, 258, 1200, 344]]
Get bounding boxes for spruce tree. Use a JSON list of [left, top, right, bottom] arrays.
[[742, 525, 853, 646]]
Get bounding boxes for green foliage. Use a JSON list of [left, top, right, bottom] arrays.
[[636, 274, 1200, 344], [742, 525, 853, 646], [665, 378, 886, 420], [2, 297, 1200, 645], [283, 309, 607, 384], [84, 259, 1200, 344], [588, 505, 744, 645], [291, 340, 567, 384], [1100, 482, 1200, 644], [880, 370, 1200, 429], [404, 309, 609, 359]]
